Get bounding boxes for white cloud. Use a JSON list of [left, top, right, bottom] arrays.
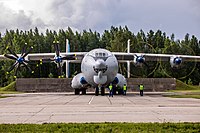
[[0, 2, 46, 33], [0, 0, 199, 39], [0, 3, 30, 30]]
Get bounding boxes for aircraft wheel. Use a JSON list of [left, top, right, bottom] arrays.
[[118, 89, 123, 95], [75, 89, 80, 95], [101, 87, 105, 96], [95, 87, 99, 96], [82, 89, 86, 95]]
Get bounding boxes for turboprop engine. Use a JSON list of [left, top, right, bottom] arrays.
[[133, 54, 145, 66], [71, 73, 87, 88], [112, 73, 127, 88], [170, 56, 182, 68]]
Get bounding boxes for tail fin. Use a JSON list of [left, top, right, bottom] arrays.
[[66, 39, 70, 78], [66, 39, 70, 53]]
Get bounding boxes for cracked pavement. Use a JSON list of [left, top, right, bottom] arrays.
[[0, 92, 200, 124]]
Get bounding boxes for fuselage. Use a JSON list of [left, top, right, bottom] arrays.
[[81, 48, 118, 87]]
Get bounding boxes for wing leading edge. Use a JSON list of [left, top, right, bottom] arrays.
[[2, 51, 200, 63], [113, 52, 200, 62], [0, 52, 86, 63]]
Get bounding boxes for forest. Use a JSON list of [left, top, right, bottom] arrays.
[[0, 26, 200, 87]]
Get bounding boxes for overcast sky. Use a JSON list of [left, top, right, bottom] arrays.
[[0, 0, 199, 40]]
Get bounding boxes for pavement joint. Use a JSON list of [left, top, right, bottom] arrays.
[[0, 92, 200, 123], [107, 96, 112, 105], [64, 95, 80, 105], [88, 96, 94, 105]]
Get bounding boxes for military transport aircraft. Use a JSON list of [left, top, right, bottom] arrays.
[[1, 39, 200, 96]]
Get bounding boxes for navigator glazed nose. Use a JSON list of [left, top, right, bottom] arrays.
[[95, 59, 106, 69]]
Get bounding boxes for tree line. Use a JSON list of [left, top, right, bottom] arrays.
[[0, 26, 200, 86]]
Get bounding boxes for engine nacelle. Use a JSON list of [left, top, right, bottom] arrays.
[[113, 73, 127, 88], [170, 56, 182, 68], [71, 73, 87, 88], [134, 54, 145, 66]]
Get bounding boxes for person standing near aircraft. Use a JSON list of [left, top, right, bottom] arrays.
[[123, 84, 127, 95], [109, 84, 113, 97], [139, 84, 144, 96]]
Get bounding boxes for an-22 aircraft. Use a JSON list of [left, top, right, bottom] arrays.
[[1, 39, 200, 96]]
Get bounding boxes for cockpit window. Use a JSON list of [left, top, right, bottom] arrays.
[[95, 53, 98, 57], [99, 53, 103, 57], [95, 52, 107, 57], [88, 49, 111, 61]]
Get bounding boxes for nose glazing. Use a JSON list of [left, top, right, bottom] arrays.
[[93, 59, 107, 73], [95, 59, 106, 68]]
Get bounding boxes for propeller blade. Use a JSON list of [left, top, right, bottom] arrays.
[[6, 47, 18, 58], [8, 62, 18, 73], [21, 44, 27, 57], [62, 55, 76, 60], [24, 60, 30, 64], [22, 62, 32, 73], [58, 62, 62, 76], [54, 43, 60, 57], [4, 54, 17, 60], [22, 46, 33, 58], [14, 63, 21, 77]]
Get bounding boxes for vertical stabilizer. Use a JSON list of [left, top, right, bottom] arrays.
[[66, 39, 70, 78], [127, 39, 130, 78], [66, 39, 70, 52]]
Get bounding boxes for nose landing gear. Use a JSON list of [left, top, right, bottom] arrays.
[[95, 85, 105, 96]]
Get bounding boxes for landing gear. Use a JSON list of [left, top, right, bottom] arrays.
[[95, 87, 99, 96], [75, 89, 80, 95], [118, 89, 123, 95], [101, 87, 105, 96], [75, 88, 87, 95], [82, 88, 86, 95]]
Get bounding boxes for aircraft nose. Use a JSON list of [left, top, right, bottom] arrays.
[[95, 59, 106, 68], [93, 59, 107, 73]]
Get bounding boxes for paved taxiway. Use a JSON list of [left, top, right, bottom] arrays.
[[0, 92, 200, 124]]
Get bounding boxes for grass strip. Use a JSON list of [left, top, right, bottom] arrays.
[[0, 123, 199, 133], [164, 80, 200, 99], [169, 94, 200, 99], [0, 81, 16, 91], [176, 80, 200, 90], [0, 95, 8, 98]]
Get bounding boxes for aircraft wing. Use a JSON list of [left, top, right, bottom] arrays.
[[0, 52, 86, 63], [112, 52, 200, 62]]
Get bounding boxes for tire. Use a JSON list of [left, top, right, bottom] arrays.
[[82, 88, 86, 95], [118, 89, 123, 95], [95, 87, 99, 96], [75, 89, 80, 95], [101, 87, 105, 96]]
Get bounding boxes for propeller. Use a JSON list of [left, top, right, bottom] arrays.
[[132, 54, 157, 77], [173, 57, 182, 66], [4, 43, 34, 78], [160, 43, 196, 79], [135, 55, 152, 69], [134, 54, 145, 65], [121, 41, 158, 78], [40, 40, 76, 78]]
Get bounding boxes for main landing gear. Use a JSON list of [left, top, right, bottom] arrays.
[[74, 87, 105, 96], [75, 88, 87, 95]]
